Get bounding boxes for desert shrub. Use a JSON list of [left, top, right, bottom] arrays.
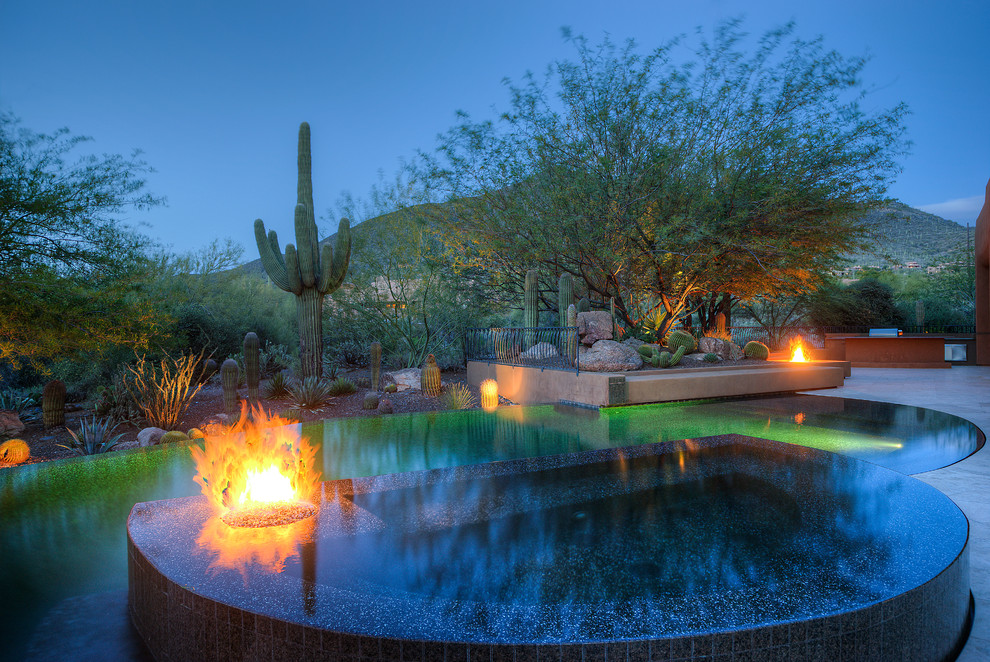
[[125, 351, 206, 429], [94, 371, 143, 425], [289, 377, 333, 410], [263, 372, 292, 400], [326, 377, 357, 396], [0, 387, 37, 422], [58, 416, 125, 455], [441, 383, 477, 410], [259, 342, 293, 377]]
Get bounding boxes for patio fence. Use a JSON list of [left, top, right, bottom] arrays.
[[464, 327, 579, 372]]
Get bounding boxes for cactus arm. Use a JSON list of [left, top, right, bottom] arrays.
[[284, 245, 303, 295], [295, 203, 317, 288], [267, 230, 285, 270], [297, 122, 314, 212], [254, 219, 292, 292], [318, 217, 351, 294]]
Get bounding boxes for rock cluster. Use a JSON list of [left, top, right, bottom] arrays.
[[579, 340, 643, 372]]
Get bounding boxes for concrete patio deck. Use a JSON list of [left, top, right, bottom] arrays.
[[801, 366, 990, 661]]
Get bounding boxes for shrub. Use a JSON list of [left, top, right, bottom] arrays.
[[0, 387, 37, 423], [94, 371, 143, 425], [125, 351, 206, 429], [441, 383, 477, 410], [263, 372, 292, 400], [289, 377, 334, 410], [326, 377, 357, 396], [58, 416, 125, 455]]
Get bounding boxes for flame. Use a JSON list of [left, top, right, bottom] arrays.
[[480, 378, 499, 412], [190, 404, 321, 516], [196, 511, 315, 581], [794, 412, 805, 425], [791, 343, 808, 362]]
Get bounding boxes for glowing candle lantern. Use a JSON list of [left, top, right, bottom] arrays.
[[480, 379, 499, 411]]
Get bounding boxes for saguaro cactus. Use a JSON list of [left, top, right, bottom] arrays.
[[42, 379, 66, 428], [254, 122, 351, 380], [221, 359, 239, 417], [524, 269, 539, 347], [558, 273, 574, 327], [370, 341, 382, 391], [244, 332, 260, 402]]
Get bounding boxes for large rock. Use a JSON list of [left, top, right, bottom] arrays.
[[520, 342, 559, 360], [0, 410, 25, 437], [137, 427, 166, 447], [579, 340, 643, 372], [386, 368, 421, 392], [577, 311, 613, 346], [698, 337, 745, 361]]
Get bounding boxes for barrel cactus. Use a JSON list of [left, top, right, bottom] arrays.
[[244, 332, 260, 402], [744, 341, 770, 360], [160, 431, 191, 445], [0, 439, 30, 465], [254, 122, 351, 380], [42, 379, 66, 428], [558, 273, 574, 327], [362, 392, 380, 410], [576, 297, 590, 313], [667, 329, 697, 354], [421, 354, 442, 397], [221, 359, 239, 417], [370, 341, 382, 392]]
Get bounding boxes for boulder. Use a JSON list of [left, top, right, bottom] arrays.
[[577, 311, 613, 346], [0, 410, 25, 437], [136, 427, 166, 447], [579, 340, 643, 372], [520, 342, 559, 360], [698, 337, 745, 361], [386, 368, 421, 392]]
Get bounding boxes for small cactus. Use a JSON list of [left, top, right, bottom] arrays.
[[378, 397, 394, 414], [658, 345, 686, 368], [384, 383, 397, 394], [42, 379, 66, 428], [362, 392, 380, 410], [558, 273, 574, 327], [187, 428, 206, 439], [667, 329, 697, 354], [744, 341, 770, 360], [703, 352, 720, 363], [370, 341, 382, 391], [160, 431, 191, 445], [221, 359, 240, 417], [421, 354, 442, 397], [566, 303, 578, 364], [524, 269, 539, 347], [0, 439, 30, 465], [244, 332, 260, 402], [576, 297, 590, 313]]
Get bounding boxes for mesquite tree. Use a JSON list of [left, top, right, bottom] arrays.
[[255, 122, 350, 379]]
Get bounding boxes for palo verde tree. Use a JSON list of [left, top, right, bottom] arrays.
[[255, 122, 351, 379], [0, 112, 164, 369], [421, 22, 909, 339]]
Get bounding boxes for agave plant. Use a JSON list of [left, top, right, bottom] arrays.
[[58, 416, 125, 455], [288, 377, 334, 410], [441, 383, 477, 410], [0, 387, 37, 422], [326, 377, 357, 396], [263, 371, 292, 400]]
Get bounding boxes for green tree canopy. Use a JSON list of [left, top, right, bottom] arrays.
[[0, 112, 164, 368], [420, 22, 909, 338]]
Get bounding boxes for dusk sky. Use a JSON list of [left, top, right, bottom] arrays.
[[2, 0, 988, 256]]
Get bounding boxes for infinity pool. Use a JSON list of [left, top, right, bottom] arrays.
[[0, 394, 982, 660]]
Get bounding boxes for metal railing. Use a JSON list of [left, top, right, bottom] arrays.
[[728, 325, 976, 351], [465, 327, 579, 371]]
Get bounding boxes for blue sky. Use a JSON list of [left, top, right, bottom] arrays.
[[2, 0, 988, 255]]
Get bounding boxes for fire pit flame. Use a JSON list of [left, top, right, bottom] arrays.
[[190, 405, 321, 528], [791, 343, 808, 362]]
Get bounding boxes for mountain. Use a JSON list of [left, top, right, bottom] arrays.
[[846, 201, 971, 267], [237, 201, 970, 276]]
